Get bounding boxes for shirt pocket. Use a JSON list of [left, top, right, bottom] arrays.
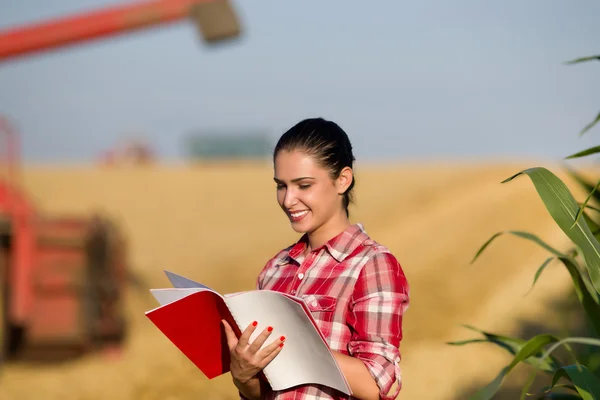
[[301, 294, 337, 338]]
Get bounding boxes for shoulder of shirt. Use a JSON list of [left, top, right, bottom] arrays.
[[360, 236, 393, 256], [263, 243, 296, 268], [356, 237, 409, 289], [359, 237, 403, 266]]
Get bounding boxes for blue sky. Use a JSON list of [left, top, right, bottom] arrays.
[[0, 0, 599, 163]]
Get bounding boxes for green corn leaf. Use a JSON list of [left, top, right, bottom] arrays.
[[541, 337, 600, 362], [579, 111, 600, 137], [557, 257, 600, 334], [502, 167, 600, 294], [566, 146, 600, 160], [580, 203, 600, 214], [528, 383, 579, 399], [552, 365, 600, 400], [525, 257, 557, 296], [565, 167, 600, 207], [446, 338, 489, 346], [583, 352, 600, 374], [581, 212, 600, 242], [520, 369, 538, 400], [469, 334, 560, 400], [472, 230, 568, 264], [470, 227, 600, 332], [572, 180, 600, 228], [583, 213, 600, 235], [447, 325, 561, 373], [564, 55, 600, 65]]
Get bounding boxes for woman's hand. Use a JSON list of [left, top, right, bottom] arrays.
[[222, 319, 285, 384]]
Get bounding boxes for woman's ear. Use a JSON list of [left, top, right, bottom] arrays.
[[337, 166, 353, 194]]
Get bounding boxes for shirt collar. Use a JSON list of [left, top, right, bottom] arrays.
[[287, 223, 369, 264]]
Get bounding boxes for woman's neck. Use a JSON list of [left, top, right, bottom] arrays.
[[307, 212, 351, 252]]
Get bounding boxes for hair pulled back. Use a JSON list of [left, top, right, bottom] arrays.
[[273, 118, 356, 217]]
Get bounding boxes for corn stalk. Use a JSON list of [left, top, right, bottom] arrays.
[[449, 54, 600, 399]]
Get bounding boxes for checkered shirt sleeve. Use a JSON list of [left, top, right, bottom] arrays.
[[347, 251, 409, 400]]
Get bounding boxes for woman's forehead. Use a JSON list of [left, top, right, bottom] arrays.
[[274, 150, 327, 178]]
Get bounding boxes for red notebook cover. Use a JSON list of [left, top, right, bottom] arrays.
[[145, 290, 240, 379]]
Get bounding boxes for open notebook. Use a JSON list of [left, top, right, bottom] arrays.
[[145, 270, 351, 395]]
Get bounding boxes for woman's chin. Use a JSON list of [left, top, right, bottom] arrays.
[[290, 223, 309, 233], [289, 218, 312, 233]]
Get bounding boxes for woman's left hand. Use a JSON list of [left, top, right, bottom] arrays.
[[222, 319, 285, 384]]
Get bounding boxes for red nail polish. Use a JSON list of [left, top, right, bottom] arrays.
[[267, 326, 273, 332], [279, 343, 284, 348], [252, 321, 258, 326]]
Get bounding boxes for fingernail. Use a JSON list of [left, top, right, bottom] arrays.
[[252, 321, 258, 326], [280, 336, 285, 341], [267, 326, 273, 332], [279, 343, 284, 348]]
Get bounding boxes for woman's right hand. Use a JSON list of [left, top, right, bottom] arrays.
[[222, 319, 285, 384]]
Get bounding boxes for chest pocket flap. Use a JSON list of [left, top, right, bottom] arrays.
[[302, 294, 337, 312]]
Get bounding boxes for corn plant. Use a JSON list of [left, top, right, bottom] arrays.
[[448, 54, 600, 399]]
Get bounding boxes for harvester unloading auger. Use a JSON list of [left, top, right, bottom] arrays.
[[0, 0, 244, 370]]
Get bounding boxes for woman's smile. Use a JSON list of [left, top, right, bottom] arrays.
[[289, 209, 310, 222]]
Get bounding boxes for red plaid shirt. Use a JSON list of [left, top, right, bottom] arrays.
[[241, 223, 409, 400]]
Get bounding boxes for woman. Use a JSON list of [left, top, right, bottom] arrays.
[[222, 118, 410, 400]]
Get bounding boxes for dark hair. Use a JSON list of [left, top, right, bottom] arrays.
[[273, 117, 356, 217]]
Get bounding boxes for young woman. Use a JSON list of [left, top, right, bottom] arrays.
[[222, 118, 410, 400]]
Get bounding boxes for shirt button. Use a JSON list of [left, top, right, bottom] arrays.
[[298, 273, 304, 280]]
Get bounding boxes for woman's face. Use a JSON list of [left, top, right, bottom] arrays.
[[274, 149, 349, 234]]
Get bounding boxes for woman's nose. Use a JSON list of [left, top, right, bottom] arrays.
[[283, 189, 297, 209]]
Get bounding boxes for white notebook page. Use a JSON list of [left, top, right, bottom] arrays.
[[224, 290, 350, 395]]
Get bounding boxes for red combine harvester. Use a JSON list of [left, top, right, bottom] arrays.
[[0, 0, 243, 368], [0, 116, 128, 365]]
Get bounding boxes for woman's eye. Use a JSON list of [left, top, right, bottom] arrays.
[[276, 184, 285, 190], [299, 184, 311, 190]]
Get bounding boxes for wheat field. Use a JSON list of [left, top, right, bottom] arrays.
[[0, 160, 592, 399]]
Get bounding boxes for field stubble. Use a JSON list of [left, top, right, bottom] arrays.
[[0, 160, 592, 399]]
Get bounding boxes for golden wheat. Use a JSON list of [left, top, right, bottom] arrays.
[[0, 161, 591, 399]]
